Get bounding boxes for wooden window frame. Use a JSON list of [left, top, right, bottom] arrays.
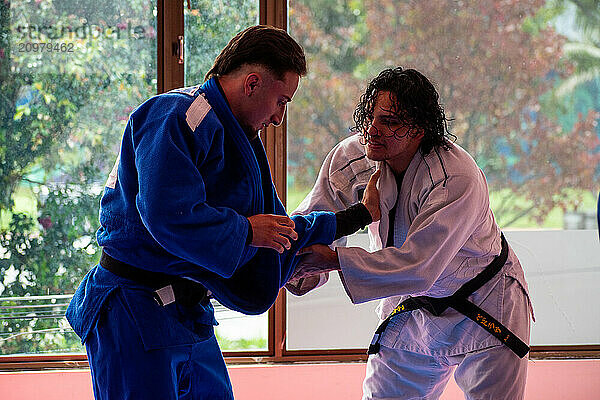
[[1, 0, 598, 372]]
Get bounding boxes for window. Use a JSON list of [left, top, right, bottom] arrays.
[[1, 0, 156, 356], [1, 0, 598, 369], [286, 0, 599, 351], [0, 0, 268, 358]]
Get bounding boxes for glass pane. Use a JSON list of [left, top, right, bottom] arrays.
[[0, 1, 156, 355], [287, 0, 599, 349], [287, 235, 379, 350], [184, 0, 259, 85], [184, 0, 266, 351]]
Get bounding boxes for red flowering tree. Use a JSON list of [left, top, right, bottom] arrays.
[[289, 0, 599, 226]]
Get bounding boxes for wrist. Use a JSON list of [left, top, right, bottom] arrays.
[[246, 218, 253, 245], [356, 202, 374, 224], [330, 247, 341, 270]]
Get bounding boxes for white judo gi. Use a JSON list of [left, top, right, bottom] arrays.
[[291, 134, 534, 400]]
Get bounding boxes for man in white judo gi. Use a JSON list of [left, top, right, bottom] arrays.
[[287, 67, 534, 400]]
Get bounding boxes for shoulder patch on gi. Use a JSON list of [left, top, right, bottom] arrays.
[[185, 93, 211, 132], [169, 85, 200, 97], [330, 155, 375, 192], [105, 153, 120, 189]]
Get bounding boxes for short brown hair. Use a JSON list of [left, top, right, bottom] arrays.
[[204, 25, 307, 81]]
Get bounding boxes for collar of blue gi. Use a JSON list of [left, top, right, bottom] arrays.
[[201, 77, 265, 215]]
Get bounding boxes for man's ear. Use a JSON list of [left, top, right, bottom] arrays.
[[244, 73, 261, 97]]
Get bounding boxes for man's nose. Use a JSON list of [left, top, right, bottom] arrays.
[[271, 105, 286, 126], [367, 123, 380, 137]]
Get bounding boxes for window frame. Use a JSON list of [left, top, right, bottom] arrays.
[[1, 0, 598, 372]]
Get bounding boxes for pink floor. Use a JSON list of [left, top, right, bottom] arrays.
[[1, 359, 599, 399]]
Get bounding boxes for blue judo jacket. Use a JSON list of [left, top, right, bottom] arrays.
[[67, 78, 335, 344]]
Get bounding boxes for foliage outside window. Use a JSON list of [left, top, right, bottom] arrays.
[[0, 0, 266, 357], [287, 0, 599, 228], [0, 0, 156, 355]]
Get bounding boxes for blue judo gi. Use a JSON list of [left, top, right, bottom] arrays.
[[66, 78, 336, 399]]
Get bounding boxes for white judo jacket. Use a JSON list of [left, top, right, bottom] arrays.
[[292, 134, 533, 356]]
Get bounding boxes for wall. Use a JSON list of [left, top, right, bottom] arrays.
[[1, 359, 599, 400]]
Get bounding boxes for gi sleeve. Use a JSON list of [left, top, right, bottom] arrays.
[[283, 202, 371, 297], [338, 173, 489, 304], [204, 199, 337, 315], [131, 96, 249, 278], [286, 136, 373, 295]]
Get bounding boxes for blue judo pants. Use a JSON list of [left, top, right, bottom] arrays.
[[85, 289, 233, 400]]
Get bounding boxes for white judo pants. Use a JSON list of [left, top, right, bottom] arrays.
[[362, 276, 531, 400], [362, 343, 528, 400]]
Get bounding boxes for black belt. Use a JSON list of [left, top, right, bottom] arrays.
[[99, 250, 209, 307], [368, 233, 530, 358]]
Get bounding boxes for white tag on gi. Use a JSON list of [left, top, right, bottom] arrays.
[[105, 154, 120, 189], [185, 93, 211, 132], [154, 285, 176, 306]]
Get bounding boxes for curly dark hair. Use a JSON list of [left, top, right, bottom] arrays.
[[204, 25, 307, 81], [353, 67, 455, 155]]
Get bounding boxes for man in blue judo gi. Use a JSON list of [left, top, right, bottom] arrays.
[[66, 25, 380, 400]]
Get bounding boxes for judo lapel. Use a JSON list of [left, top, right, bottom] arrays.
[[249, 137, 276, 213], [201, 78, 264, 215], [375, 161, 398, 249], [395, 151, 425, 247]]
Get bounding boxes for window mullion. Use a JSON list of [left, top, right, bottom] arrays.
[[259, 0, 288, 361], [158, 0, 183, 94]]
